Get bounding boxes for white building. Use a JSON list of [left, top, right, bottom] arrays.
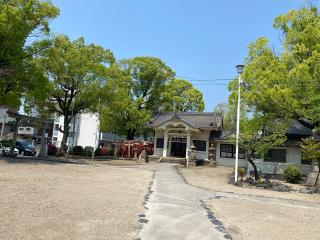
[[148, 112, 314, 175], [52, 113, 100, 149]]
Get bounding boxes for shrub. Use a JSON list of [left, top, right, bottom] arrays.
[[284, 165, 302, 184], [238, 167, 246, 180], [47, 144, 57, 156], [72, 145, 84, 155], [83, 146, 94, 156], [95, 147, 101, 156], [0, 139, 14, 148]]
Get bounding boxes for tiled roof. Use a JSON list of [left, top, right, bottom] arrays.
[[287, 120, 313, 136], [148, 112, 223, 129]]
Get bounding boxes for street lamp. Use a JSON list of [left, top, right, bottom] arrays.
[[234, 64, 245, 184]]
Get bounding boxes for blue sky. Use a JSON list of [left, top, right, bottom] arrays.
[[51, 0, 308, 111]]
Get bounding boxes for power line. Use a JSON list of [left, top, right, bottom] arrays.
[[176, 75, 234, 82]]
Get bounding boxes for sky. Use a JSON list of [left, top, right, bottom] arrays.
[[50, 0, 309, 111]]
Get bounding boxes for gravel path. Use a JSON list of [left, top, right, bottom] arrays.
[[0, 159, 152, 240], [179, 166, 320, 203]]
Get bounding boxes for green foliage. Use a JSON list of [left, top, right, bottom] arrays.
[[0, 139, 14, 148], [301, 137, 320, 165], [301, 137, 320, 185], [213, 102, 246, 130], [238, 167, 246, 180], [83, 146, 94, 156], [72, 146, 84, 156], [162, 79, 204, 112], [0, 0, 59, 107], [230, 6, 320, 127], [284, 165, 302, 184], [35, 35, 114, 152], [233, 118, 287, 180], [100, 57, 175, 140]]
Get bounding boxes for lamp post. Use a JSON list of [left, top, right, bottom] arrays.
[[234, 64, 244, 184]]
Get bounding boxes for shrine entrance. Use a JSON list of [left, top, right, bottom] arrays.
[[170, 137, 186, 157]]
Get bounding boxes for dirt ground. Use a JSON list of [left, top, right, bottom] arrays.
[[179, 166, 320, 203], [207, 198, 320, 240], [0, 158, 152, 240]]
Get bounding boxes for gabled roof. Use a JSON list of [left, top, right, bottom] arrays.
[[148, 112, 223, 130]]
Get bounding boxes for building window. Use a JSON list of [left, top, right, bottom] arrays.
[[19, 127, 24, 131], [265, 149, 286, 163], [52, 137, 57, 142], [220, 144, 245, 159], [26, 127, 31, 131], [156, 138, 164, 148], [54, 124, 59, 130], [193, 140, 206, 152]]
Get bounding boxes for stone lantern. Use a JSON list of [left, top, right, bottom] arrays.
[[189, 145, 196, 167], [208, 143, 216, 167], [143, 141, 149, 163], [134, 143, 139, 160]]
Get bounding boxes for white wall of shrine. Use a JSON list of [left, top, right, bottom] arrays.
[[153, 128, 210, 160]]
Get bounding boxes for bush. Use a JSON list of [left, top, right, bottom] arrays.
[[284, 165, 302, 184], [94, 147, 101, 156], [47, 144, 57, 156], [238, 167, 246, 180], [0, 139, 14, 148], [72, 145, 84, 155], [83, 146, 94, 156]]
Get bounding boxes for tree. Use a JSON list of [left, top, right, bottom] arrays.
[[235, 6, 320, 126], [35, 35, 115, 153], [301, 137, 320, 186], [100, 57, 175, 140], [162, 79, 204, 112], [213, 102, 247, 130], [237, 118, 287, 180], [0, 0, 59, 107]]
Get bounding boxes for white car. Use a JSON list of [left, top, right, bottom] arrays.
[[0, 145, 19, 156]]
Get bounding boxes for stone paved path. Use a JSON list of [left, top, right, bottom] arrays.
[[138, 163, 320, 240]]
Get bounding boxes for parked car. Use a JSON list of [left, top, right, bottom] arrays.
[[0, 144, 19, 156], [16, 140, 37, 156]]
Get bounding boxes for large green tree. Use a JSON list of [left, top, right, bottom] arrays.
[[100, 57, 175, 140], [236, 6, 320, 126], [162, 79, 204, 112], [0, 0, 59, 107], [35, 35, 114, 153]]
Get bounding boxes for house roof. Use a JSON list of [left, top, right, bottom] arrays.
[[148, 112, 223, 130], [287, 120, 313, 136]]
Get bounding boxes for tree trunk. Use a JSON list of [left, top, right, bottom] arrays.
[[60, 116, 70, 154], [143, 129, 147, 141], [248, 159, 259, 181], [126, 129, 136, 140], [315, 162, 320, 186]]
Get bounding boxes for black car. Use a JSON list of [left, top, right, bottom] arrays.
[[16, 140, 37, 156]]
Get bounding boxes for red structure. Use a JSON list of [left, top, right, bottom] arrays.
[[117, 141, 154, 159]]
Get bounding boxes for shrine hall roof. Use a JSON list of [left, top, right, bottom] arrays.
[[148, 112, 223, 130]]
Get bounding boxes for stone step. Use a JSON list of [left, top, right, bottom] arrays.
[[159, 157, 186, 164]]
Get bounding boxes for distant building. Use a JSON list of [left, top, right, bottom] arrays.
[[52, 113, 100, 149], [148, 112, 314, 175]]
